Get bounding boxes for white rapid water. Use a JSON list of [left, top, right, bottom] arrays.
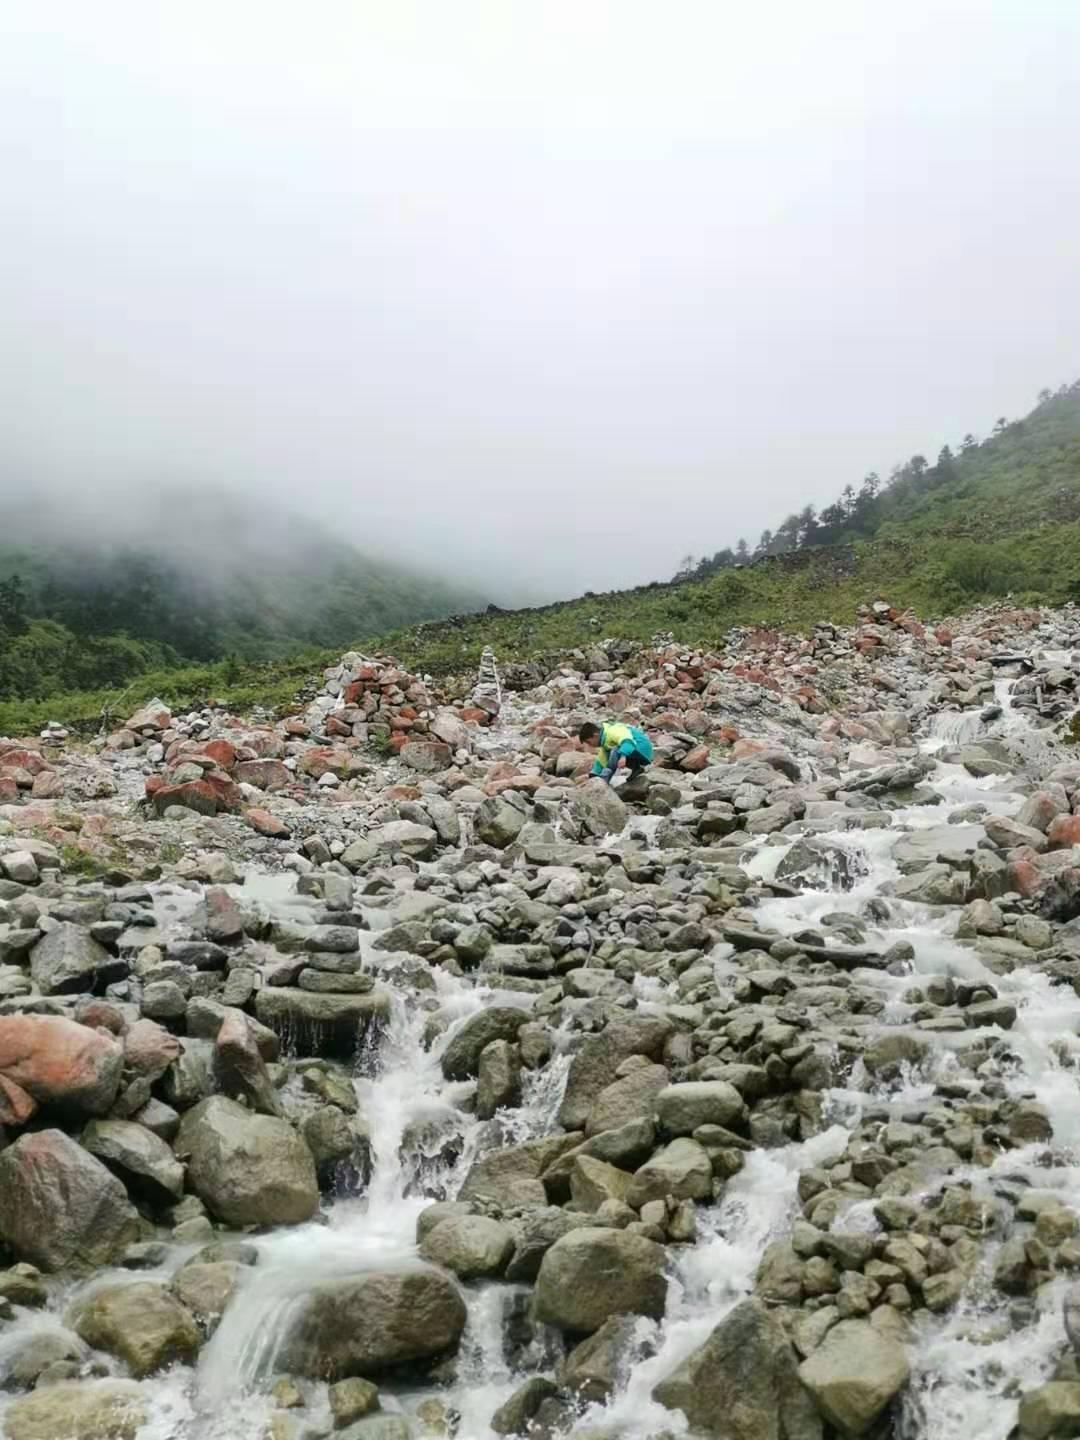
[[4, 665, 1080, 1440], [576, 664, 1080, 1440]]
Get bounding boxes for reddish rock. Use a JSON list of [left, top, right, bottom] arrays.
[[0, 1075, 36, 1126], [203, 772, 244, 813], [458, 707, 492, 727], [284, 718, 310, 737], [0, 766, 34, 790], [679, 746, 710, 772], [0, 776, 19, 804], [325, 715, 353, 738], [935, 627, 953, 646], [0, 1016, 124, 1116], [0, 749, 47, 776], [1005, 857, 1044, 898], [152, 780, 219, 816], [485, 775, 545, 795], [244, 808, 291, 838], [31, 770, 65, 799], [385, 785, 422, 801], [1047, 815, 1080, 851], [234, 758, 293, 792], [123, 1020, 181, 1080], [202, 739, 238, 771], [731, 739, 767, 760], [388, 733, 408, 752], [74, 1000, 128, 1036], [297, 747, 352, 780]]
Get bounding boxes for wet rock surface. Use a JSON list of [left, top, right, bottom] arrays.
[[1, 607, 1080, 1437]]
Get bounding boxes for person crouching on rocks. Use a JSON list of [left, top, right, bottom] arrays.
[[578, 720, 653, 784]]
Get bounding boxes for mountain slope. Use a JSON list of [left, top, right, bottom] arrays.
[[0, 493, 485, 701], [378, 384, 1080, 674]]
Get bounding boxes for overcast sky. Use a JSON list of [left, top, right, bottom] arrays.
[[2, 2, 1079, 602]]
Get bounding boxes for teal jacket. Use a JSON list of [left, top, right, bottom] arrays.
[[590, 722, 653, 776]]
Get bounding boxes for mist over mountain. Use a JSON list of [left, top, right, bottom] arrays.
[[0, 488, 487, 701]]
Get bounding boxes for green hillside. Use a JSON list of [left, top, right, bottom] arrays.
[[378, 382, 1080, 674], [3, 383, 1080, 737], [0, 494, 485, 709]]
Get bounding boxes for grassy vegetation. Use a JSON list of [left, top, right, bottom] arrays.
[[0, 649, 337, 738], [4, 386, 1080, 735]]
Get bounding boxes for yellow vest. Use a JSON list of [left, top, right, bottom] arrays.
[[596, 722, 633, 769]]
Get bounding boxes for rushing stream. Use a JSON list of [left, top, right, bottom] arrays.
[[3, 650, 1079, 1440]]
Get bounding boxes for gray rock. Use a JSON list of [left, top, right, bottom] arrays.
[[419, 1216, 515, 1279], [505, 1207, 585, 1282], [281, 1269, 467, 1379], [534, 1228, 667, 1333], [477, 1038, 522, 1119], [175, 1096, 318, 1226], [798, 1318, 909, 1435], [30, 923, 121, 995], [559, 1016, 673, 1131], [2, 1381, 146, 1440], [81, 1118, 185, 1204], [559, 1315, 641, 1403], [628, 1138, 713, 1207], [1018, 1382, 1080, 1438], [653, 1298, 823, 1440], [441, 1006, 530, 1080], [586, 1063, 670, 1137], [0, 1129, 139, 1272], [459, 1136, 580, 1210], [67, 1281, 201, 1377], [491, 1377, 559, 1437], [776, 837, 869, 892], [255, 985, 391, 1060], [656, 1081, 746, 1135], [370, 821, 438, 860], [570, 780, 629, 839], [475, 795, 528, 849]]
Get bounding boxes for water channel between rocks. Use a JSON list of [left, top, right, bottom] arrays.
[[3, 642, 1080, 1440]]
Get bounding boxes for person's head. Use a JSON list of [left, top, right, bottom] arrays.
[[578, 721, 601, 747]]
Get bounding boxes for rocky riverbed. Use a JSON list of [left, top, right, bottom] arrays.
[[3, 601, 1080, 1439]]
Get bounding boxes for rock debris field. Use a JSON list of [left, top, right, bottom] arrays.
[[4, 602, 1080, 1438]]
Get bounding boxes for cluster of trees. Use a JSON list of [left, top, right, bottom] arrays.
[[0, 574, 161, 701], [673, 382, 1080, 584]]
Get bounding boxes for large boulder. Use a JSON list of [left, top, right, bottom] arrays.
[[628, 1138, 713, 1207], [2, 1380, 146, 1440], [254, 986, 390, 1060], [559, 1016, 673, 1131], [458, 1135, 580, 1210], [655, 1081, 746, 1135], [281, 1269, 467, 1379], [798, 1318, 909, 1435], [775, 837, 868, 892], [0, 1130, 139, 1272], [400, 740, 452, 773], [68, 1282, 201, 1376], [586, 1063, 669, 1137], [441, 1007, 530, 1080], [570, 779, 629, 838], [370, 821, 438, 860], [475, 795, 527, 848], [0, 1015, 123, 1117], [29, 923, 124, 995], [653, 1298, 822, 1440], [81, 1118, 185, 1204], [534, 1228, 667, 1334], [175, 1096, 318, 1226], [419, 1215, 515, 1279]]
